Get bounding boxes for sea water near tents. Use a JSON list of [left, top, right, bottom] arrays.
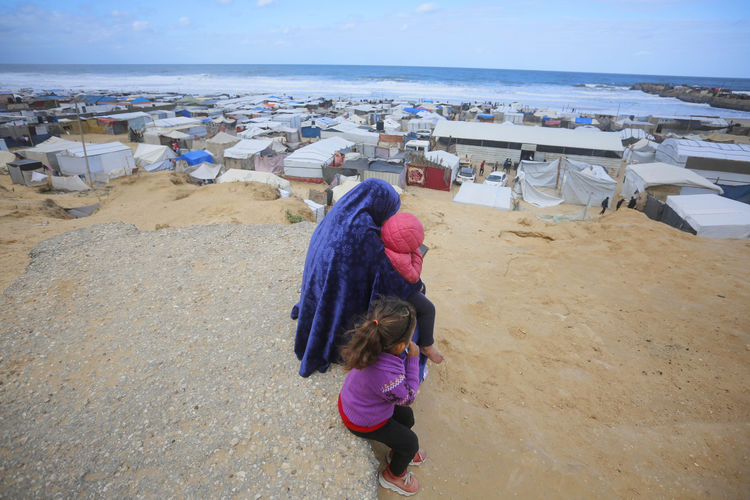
[[3, 64, 750, 118]]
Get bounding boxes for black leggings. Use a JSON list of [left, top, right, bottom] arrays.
[[407, 291, 436, 347], [347, 405, 419, 476]]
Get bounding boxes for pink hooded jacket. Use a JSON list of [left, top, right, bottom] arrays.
[[380, 212, 424, 284]]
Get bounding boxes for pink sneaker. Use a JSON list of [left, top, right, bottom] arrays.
[[387, 448, 427, 466], [379, 466, 419, 496]]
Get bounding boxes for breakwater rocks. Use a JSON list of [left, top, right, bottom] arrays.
[[632, 82, 750, 113]]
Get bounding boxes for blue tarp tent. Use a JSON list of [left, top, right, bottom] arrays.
[[718, 184, 750, 204], [175, 109, 191, 118], [403, 107, 426, 115], [176, 150, 213, 166], [575, 117, 593, 124]]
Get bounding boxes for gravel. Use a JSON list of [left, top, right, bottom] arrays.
[[0, 222, 378, 499]]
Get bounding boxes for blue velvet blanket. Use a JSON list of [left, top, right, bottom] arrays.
[[292, 179, 422, 377]]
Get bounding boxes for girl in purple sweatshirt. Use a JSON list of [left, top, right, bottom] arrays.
[[338, 297, 426, 496]]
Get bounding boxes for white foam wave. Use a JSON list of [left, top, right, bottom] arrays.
[[2, 70, 749, 118]]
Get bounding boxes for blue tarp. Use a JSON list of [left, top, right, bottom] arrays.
[[575, 117, 593, 124], [176, 150, 213, 166], [477, 113, 494, 119], [130, 97, 150, 104], [403, 107, 426, 115], [175, 109, 191, 117], [301, 126, 321, 138], [718, 183, 750, 204]]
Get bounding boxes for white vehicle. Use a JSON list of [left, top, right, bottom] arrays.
[[456, 166, 476, 184], [484, 171, 507, 187]]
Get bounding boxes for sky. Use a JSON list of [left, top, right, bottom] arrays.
[[1, 0, 749, 78]]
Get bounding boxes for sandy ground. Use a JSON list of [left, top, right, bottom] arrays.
[[1, 136, 749, 497]]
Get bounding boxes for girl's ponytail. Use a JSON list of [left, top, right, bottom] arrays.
[[341, 297, 416, 370]]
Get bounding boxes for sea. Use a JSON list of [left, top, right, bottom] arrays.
[[2, 64, 750, 119]]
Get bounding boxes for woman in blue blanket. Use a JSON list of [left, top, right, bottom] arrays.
[[291, 179, 423, 377]]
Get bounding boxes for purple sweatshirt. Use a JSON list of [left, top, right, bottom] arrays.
[[339, 353, 420, 430]]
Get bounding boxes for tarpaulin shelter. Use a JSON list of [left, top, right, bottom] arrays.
[[361, 160, 406, 188], [223, 139, 273, 170], [424, 150, 460, 184], [517, 159, 560, 188], [284, 137, 354, 181], [216, 168, 291, 193], [56, 142, 135, 183], [517, 173, 564, 207], [560, 166, 616, 206], [19, 136, 79, 168], [7, 159, 46, 186], [187, 162, 221, 182], [622, 162, 723, 200], [206, 131, 241, 160], [176, 150, 213, 166], [664, 194, 750, 238], [134, 143, 177, 172], [453, 183, 511, 210]]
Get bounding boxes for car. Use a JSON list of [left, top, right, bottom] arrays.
[[484, 171, 507, 187], [456, 166, 476, 184]]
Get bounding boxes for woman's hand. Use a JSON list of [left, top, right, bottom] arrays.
[[407, 341, 419, 357]]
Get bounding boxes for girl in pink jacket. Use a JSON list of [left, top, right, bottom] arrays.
[[380, 212, 444, 364]]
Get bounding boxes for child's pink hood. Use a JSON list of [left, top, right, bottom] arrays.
[[381, 212, 424, 284]]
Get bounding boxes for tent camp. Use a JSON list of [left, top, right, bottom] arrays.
[[56, 142, 135, 183], [223, 139, 273, 171], [516, 158, 616, 207], [664, 194, 750, 238], [284, 137, 354, 180], [19, 136, 80, 168], [453, 183, 512, 210], [7, 159, 46, 186], [655, 138, 750, 186], [622, 162, 723, 199], [206, 131, 241, 160], [134, 144, 177, 172]]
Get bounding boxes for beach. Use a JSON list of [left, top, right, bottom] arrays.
[[1, 132, 749, 497]]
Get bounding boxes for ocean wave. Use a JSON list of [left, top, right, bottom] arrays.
[[1, 69, 749, 118]]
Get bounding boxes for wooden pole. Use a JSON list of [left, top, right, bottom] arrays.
[[74, 98, 94, 188]]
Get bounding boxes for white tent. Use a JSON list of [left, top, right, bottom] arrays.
[[134, 144, 176, 172], [453, 183, 512, 210], [622, 162, 723, 198], [517, 159, 560, 188], [56, 142, 135, 183], [560, 167, 616, 206], [238, 126, 266, 139], [216, 169, 291, 193], [223, 139, 273, 159], [655, 139, 750, 167], [518, 174, 564, 207], [666, 194, 750, 238], [206, 131, 241, 160], [424, 150, 460, 183], [284, 137, 354, 179], [188, 162, 221, 181], [20, 136, 80, 168]]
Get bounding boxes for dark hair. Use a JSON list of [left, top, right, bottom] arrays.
[[341, 297, 416, 371]]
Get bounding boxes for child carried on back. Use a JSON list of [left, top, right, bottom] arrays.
[[338, 297, 427, 496], [381, 212, 444, 363]]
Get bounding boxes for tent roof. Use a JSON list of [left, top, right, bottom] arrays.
[[285, 137, 354, 165], [433, 121, 624, 152], [163, 130, 190, 139], [424, 150, 459, 169], [100, 111, 151, 121], [453, 183, 512, 210], [666, 194, 750, 238], [626, 162, 722, 193], [188, 163, 221, 180], [151, 116, 201, 128], [656, 138, 750, 166], [60, 141, 131, 158], [207, 131, 240, 144], [20, 136, 79, 154], [216, 169, 291, 191], [223, 139, 273, 159]]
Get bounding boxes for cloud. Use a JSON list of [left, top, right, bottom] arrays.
[[179, 16, 190, 27], [414, 3, 438, 13], [400, 23, 408, 31], [257, 0, 274, 6], [132, 21, 150, 31]]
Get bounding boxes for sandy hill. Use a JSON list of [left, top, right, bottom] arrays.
[[1, 155, 749, 497]]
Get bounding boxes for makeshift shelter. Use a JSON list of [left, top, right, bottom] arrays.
[[56, 142, 135, 183], [424, 150, 460, 184], [517, 174, 564, 207], [98, 112, 151, 134], [175, 150, 213, 171], [360, 161, 406, 188], [206, 131, 241, 160], [134, 144, 177, 172], [223, 139, 273, 171], [187, 162, 221, 183], [517, 159, 560, 188], [216, 169, 291, 193], [655, 138, 750, 187], [19, 136, 79, 168], [560, 166, 617, 206], [7, 159, 46, 186], [453, 183, 512, 210], [283, 137, 354, 181], [622, 163, 723, 200], [0, 150, 15, 168], [664, 194, 750, 238]]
